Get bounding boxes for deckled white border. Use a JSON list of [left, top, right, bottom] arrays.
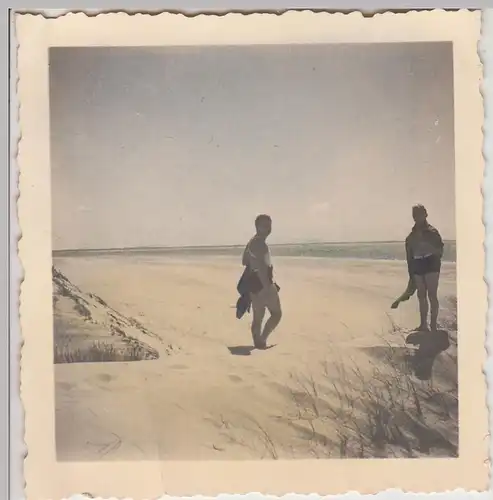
[[480, 5, 492, 496], [12, 9, 488, 500]]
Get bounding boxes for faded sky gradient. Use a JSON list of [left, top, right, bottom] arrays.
[[50, 43, 455, 250]]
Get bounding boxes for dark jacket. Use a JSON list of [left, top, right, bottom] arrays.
[[235, 266, 263, 320]]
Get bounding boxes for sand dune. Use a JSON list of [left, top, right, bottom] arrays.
[[53, 255, 458, 461], [53, 266, 179, 363]]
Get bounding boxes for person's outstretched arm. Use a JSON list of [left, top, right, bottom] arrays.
[[391, 237, 417, 309], [391, 278, 417, 309]]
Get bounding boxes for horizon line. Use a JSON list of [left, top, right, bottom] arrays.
[[52, 239, 457, 253]]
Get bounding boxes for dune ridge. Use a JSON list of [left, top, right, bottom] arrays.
[[53, 266, 178, 363]]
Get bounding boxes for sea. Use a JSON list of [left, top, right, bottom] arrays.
[[53, 240, 456, 263]]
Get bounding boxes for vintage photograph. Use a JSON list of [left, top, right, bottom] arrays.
[[51, 42, 459, 461], [17, 11, 486, 498]]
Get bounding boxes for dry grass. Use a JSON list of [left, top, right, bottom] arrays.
[[287, 356, 457, 458], [53, 265, 163, 364], [239, 296, 459, 459], [54, 340, 158, 364], [282, 298, 459, 458]]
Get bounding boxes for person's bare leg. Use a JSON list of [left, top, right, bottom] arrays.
[[251, 294, 266, 347], [414, 275, 429, 331], [425, 272, 440, 331], [262, 310, 282, 342], [261, 286, 282, 343]]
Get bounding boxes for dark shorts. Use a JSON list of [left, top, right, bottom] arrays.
[[412, 254, 441, 276]]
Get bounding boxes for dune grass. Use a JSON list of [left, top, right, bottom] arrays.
[[53, 265, 163, 364], [288, 353, 456, 458], [54, 340, 158, 364], [283, 297, 458, 458], [229, 296, 459, 459]]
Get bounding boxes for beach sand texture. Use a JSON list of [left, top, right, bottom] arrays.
[[53, 255, 458, 461]]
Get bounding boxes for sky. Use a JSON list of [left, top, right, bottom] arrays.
[[49, 43, 455, 250]]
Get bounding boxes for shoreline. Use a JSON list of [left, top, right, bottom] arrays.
[[52, 239, 457, 254], [52, 240, 457, 263], [52, 253, 457, 265]]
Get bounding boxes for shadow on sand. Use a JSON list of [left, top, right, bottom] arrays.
[[227, 344, 277, 356], [362, 329, 450, 381], [405, 329, 450, 380], [227, 345, 255, 356]]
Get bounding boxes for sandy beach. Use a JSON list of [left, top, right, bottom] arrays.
[[53, 255, 458, 461]]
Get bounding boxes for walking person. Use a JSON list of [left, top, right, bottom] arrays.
[[402, 204, 444, 332], [241, 214, 282, 349]]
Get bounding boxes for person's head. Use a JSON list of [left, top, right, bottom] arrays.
[[255, 214, 272, 238], [412, 204, 428, 226]]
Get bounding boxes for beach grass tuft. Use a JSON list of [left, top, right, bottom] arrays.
[[54, 340, 158, 364]]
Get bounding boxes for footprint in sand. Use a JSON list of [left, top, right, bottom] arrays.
[[228, 374, 243, 383], [170, 364, 189, 370], [96, 373, 113, 383]]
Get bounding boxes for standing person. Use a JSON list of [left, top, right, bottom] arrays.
[[404, 204, 444, 332], [241, 214, 282, 349]]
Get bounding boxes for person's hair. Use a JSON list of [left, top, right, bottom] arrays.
[[255, 214, 272, 229], [412, 204, 428, 217]]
